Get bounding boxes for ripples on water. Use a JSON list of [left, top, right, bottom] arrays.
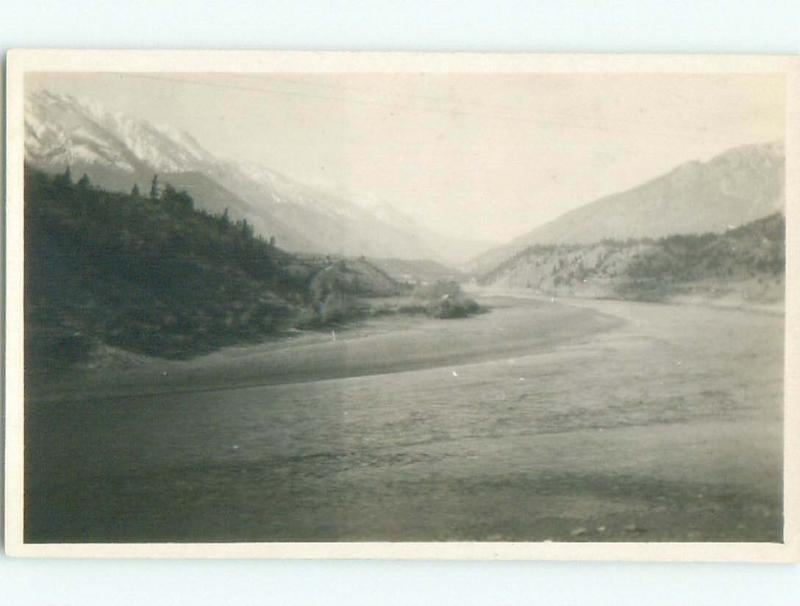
[[25, 298, 783, 542]]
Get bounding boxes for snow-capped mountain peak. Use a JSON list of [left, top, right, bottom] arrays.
[[25, 90, 216, 175]]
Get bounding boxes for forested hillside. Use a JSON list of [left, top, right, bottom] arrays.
[[25, 167, 405, 368], [479, 213, 785, 305]]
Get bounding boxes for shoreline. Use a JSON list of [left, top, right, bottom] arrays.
[[27, 295, 622, 404], [471, 286, 785, 317]]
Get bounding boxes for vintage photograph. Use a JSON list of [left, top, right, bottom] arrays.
[[4, 52, 798, 558]]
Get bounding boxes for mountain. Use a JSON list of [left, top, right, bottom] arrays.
[[469, 142, 785, 274], [478, 213, 784, 306], [26, 90, 214, 174], [24, 90, 480, 262]]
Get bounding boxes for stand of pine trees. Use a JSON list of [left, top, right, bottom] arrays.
[[24, 167, 403, 369]]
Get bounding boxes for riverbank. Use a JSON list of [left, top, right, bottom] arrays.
[[27, 296, 620, 403]]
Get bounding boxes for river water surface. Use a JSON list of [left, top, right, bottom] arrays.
[[25, 295, 783, 542]]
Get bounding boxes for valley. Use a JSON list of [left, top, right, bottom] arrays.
[[19, 82, 788, 546]]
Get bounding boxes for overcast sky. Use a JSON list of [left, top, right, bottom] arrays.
[[28, 72, 785, 243]]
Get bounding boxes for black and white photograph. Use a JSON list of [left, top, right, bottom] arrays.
[[4, 51, 798, 560]]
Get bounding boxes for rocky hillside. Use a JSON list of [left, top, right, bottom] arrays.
[[469, 142, 785, 274], [479, 213, 785, 306]]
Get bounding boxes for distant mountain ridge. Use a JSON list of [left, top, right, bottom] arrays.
[[468, 142, 785, 274], [24, 90, 480, 264], [368, 257, 465, 285]]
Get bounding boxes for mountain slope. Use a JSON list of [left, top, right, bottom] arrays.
[[25, 90, 478, 262], [478, 213, 785, 306], [469, 142, 785, 273], [368, 257, 464, 285], [24, 168, 406, 367], [154, 171, 314, 251]]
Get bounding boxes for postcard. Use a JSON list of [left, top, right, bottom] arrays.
[[4, 50, 799, 560]]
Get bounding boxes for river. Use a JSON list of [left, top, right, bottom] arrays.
[[24, 295, 783, 542]]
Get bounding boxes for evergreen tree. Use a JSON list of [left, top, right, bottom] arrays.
[[131, 183, 140, 197], [161, 183, 177, 200], [77, 174, 91, 189], [241, 218, 253, 238], [55, 165, 73, 188], [149, 175, 159, 200], [158, 183, 195, 213]]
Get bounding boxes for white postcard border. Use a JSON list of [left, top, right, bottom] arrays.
[[5, 50, 799, 561]]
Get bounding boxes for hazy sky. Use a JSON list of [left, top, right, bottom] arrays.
[[28, 72, 785, 243]]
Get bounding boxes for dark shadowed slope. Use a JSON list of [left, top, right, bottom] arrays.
[[24, 168, 405, 370]]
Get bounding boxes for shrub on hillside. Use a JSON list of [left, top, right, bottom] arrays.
[[411, 280, 462, 301], [426, 294, 481, 319], [409, 279, 483, 319], [295, 292, 366, 328]]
